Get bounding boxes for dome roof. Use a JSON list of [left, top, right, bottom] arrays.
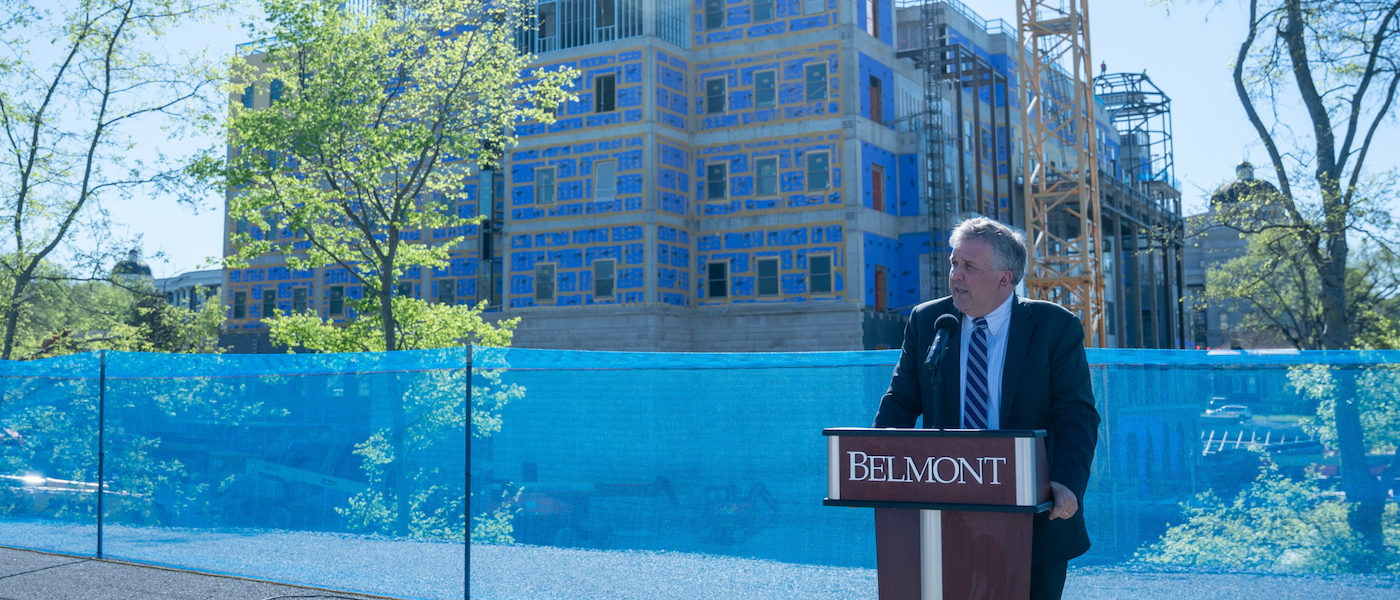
[[1210, 161, 1280, 209], [112, 249, 152, 278]]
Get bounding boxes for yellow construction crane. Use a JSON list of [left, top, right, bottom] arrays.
[[1016, 0, 1106, 347]]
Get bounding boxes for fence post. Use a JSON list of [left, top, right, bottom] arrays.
[[465, 345, 472, 600], [96, 349, 106, 559]]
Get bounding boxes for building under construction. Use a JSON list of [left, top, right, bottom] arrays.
[[220, 0, 1187, 351], [896, 0, 1184, 348]]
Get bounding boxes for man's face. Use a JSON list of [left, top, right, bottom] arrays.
[[949, 238, 1014, 318]]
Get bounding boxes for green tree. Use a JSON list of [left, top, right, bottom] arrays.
[[1176, 0, 1400, 567], [214, 0, 574, 352], [0, 371, 193, 526], [1289, 363, 1400, 459], [333, 363, 525, 542], [267, 296, 515, 353], [266, 293, 526, 540], [1137, 458, 1400, 573], [208, 1, 568, 536], [0, 256, 222, 358], [0, 277, 228, 529], [1202, 230, 1400, 350], [123, 291, 226, 354], [0, 0, 225, 360]]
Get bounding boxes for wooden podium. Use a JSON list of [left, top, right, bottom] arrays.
[[823, 428, 1051, 600]]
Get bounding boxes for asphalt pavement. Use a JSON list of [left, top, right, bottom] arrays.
[[0, 546, 387, 600]]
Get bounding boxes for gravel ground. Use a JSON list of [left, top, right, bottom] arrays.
[[470, 545, 1400, 600], [1067, 565, 1400, 600], [469, 544, 875, 599], [4, 521, 1400, 599]]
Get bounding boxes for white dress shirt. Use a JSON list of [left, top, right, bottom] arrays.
[[958, 293, 1014, 430]]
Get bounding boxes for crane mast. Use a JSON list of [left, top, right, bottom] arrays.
[[1016, 0, 1106, 347]]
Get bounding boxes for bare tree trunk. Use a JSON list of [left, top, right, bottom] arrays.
[[1332, 369, 1386, 568], [1319, 184, 1385, 569], [379, 269, 410, 534], [1241, 0, 1393, 568], [0, 271, 30, 359], [381, 272, 397, 352]]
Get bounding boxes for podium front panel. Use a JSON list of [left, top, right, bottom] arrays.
[[825, 428, 1047, 510], [873, 507, 1034, 600]]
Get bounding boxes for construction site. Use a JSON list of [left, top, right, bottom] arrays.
[[896, 0, 1184, 348], [219, 0, 1188, 351]]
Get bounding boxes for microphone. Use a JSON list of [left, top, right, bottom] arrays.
[[925, 314, 960, 377]]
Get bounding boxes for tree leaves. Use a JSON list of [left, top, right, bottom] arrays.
[[219, 0, 574, 351], [0, 0, 228, 358]]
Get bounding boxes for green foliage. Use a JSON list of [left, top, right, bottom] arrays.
[[0, 0, 227, 359], [337, 430, 396, 533], [0, 370, 252, 527], [470, 368, 523, 439], [1184, 0, 1400, 565], [0, 259, 86, 357], [1289, 365, 1400, 454], [0, 257, 223, 358], [471, 484, 521, 544], [123, 293, 227, 354], [335, 366, 524, 541], [1137, 459, 1399, 573], [1201, 224, 1400, 351], [277, 293, 529, 541], [267, 296, 518, 353], [213, 0, 559, 539], [215, 0, 575, 351]]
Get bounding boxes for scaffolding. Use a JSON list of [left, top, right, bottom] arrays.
[[1094, 71, 1185, 348], [918, 0, 955, 300], [947, 34, 1015, 224], [1094, 72, 1176, 201], [894, 1, 1182, 347], [1016, 0, 1106, 347], [899, 0, 1018, 301]]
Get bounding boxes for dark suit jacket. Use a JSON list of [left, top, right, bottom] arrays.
[[872, 295, 1100, 562]]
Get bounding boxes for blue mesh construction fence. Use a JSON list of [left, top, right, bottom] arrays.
[[0, 346, 1397, 599], [0, 352, 100, 557], [0, 349, 468, 599]]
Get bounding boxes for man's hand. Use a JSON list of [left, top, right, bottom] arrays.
[[1048, 481, 1078, 520]]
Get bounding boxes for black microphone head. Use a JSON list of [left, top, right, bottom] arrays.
[[925, 313, 961, 372], [933, 313, 960, 334]]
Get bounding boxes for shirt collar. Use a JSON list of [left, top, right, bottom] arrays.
[[965, 293, 1014, 337]]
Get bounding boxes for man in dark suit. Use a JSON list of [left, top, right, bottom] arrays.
[[873, 217, 1099, 600]]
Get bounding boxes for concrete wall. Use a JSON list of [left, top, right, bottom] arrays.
[[503, 302, 864, 351]]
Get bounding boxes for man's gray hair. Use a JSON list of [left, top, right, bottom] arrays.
[[949, 217, 1027, 285]]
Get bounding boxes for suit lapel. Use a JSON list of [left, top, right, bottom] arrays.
[[1000, 296, 1032, 425]]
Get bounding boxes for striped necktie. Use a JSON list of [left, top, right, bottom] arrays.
[[964, 317, 990, 429]]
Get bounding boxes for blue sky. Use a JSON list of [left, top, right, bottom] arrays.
[[122, 0, 1395, 278]]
